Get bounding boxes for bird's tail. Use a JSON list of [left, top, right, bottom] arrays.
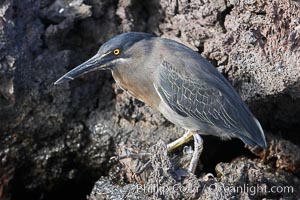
[[239, 112, 267, 148], [229, 98, 267, 148]]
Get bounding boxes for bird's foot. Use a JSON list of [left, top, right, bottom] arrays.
[[110, 144, 151, 161], [111, 132, 204, 178], [110, 145, 153, 178], [110, 152, 151, 161], [135, 160, 152, 175]]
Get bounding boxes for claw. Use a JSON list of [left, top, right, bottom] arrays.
[[135, 160, 152, 175], [111, 153, 151, 161]]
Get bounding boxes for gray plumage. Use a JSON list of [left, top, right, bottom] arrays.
[[156, 52, 265, 147], [55, 32, 266, 148]]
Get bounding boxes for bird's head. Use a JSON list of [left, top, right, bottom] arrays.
[[54, 32, 154, 85]]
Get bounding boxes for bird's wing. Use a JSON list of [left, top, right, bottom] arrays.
[[156, 59, 241, 131], [156, 59, 268, 148], [153, 39, 266, 148]]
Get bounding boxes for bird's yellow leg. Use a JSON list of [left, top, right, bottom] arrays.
[[167, 130, 194, 152], [167, 131, 204, 174], [112, 130, 194, 162]]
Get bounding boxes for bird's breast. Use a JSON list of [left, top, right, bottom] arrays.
[[111, 69, 161, 110]]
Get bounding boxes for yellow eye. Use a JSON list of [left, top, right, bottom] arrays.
[[113, 48, 120, 55]]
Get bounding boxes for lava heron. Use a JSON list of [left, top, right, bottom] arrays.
[[55, 32, 266, 173]]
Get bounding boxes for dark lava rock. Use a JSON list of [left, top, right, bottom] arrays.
[[89, 141, 300, 199], [0, 0, 299, 200]]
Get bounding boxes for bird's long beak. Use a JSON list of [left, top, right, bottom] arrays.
[[54, 53, 108, 85]]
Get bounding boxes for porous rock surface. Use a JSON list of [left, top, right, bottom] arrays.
[[0, 0, 299, 199]]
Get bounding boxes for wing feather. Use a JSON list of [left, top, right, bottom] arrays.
[[158, 60, 244, 134], [153, 41, 266, 148]]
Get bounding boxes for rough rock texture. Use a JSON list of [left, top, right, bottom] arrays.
[[89, 141, 300, 200], [0, 0, 299, 200]]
